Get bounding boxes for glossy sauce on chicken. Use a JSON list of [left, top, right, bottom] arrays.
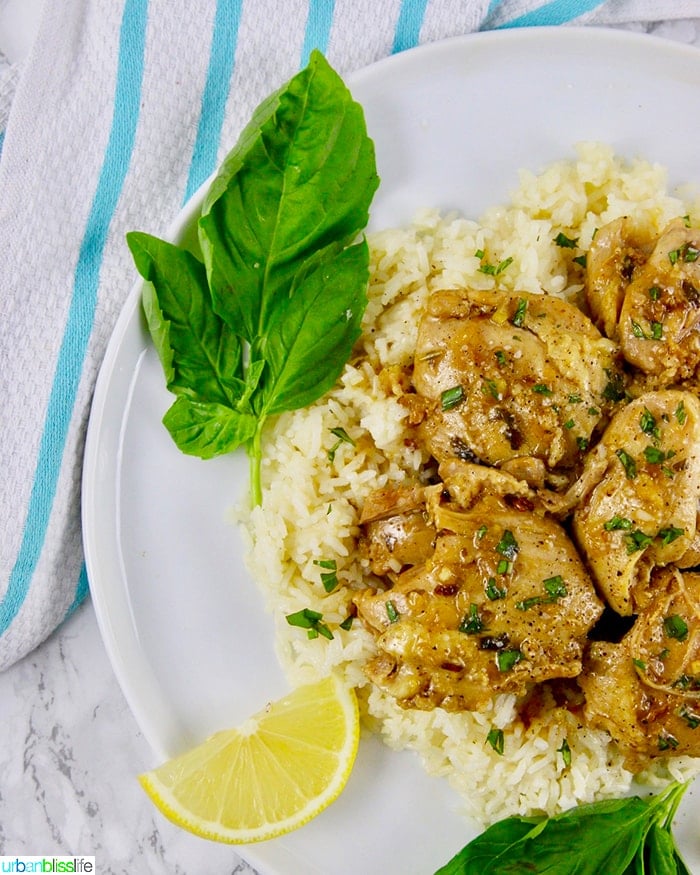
[[353, 217, 700, 767]]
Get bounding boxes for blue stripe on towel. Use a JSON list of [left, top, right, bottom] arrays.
[[183, 0, 242, 202], [497, 0, 603, 27], [0, 0, 149, 637], [301, 0, 336, 66], [392, 0, 430, 53]]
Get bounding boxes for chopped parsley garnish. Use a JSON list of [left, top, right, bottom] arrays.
[[479, 255, 514, 276], [516, 576, 567, 611], [673, 674, 700, 691], [657, 733, 680, 751], [495, 350, 508, 366], [485, 578, 507, 600], [630, 319, 646, 339], [602, 371, 626, 402], [496, 530, 519, 561], [677, 705, 700, 729], [643, 446, 666, 464], [476, 525, 488, 540], [286, 608, 334, 640], [675, 401, 687, 424], [604, 515, 634, 531], [385, 600, 400, 624], [532, 383, 553, 395], [441, 384, 465, 411], [315, 558, 336, 569], [497, 256, 514, 274], [624, 530, 654, 554], [314, 558, 339, 592], [639, 408, 659, 437], [516, 596, 544, 611], [615, 448, 637, 479], [496, 648, 523, 672], [482, 379, 501, 399], [512, 298, 527, 327], [669, 242, 700, 264], [328, 426, 355, 461], [544, 575, 567, 598], [487, 728, 505, 755], [663, 614, 689, 641], [554, 232, 578, 249], [648, 285, 661, 301], [658, 526, 684, 545], [460, 604, 485, 635], [557, 738, 572, 767]]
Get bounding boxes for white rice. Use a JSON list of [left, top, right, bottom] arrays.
[[238, 142, 700, 824]]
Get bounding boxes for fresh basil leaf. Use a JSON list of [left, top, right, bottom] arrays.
[[500, 797, 654, 874], [127, 231, 243, 407], [437, 796, 654, 875], [162, 396, 257, 459], [673, 849, 693, 875], [256, 239, 369, 416], [198, 49, 379, 344], [128, 51, 378, 502], [436, 783, 694, 875], [434, 816, 545, 874], [643, 822, 681, 875]]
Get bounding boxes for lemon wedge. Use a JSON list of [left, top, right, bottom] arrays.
[[139, 674, 359, 844]]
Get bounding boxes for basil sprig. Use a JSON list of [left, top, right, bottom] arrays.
[[435, 781, 691, 874], [127, 51, 379, 504]]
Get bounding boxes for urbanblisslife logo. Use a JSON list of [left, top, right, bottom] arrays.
[[0, 859, 95, 873]]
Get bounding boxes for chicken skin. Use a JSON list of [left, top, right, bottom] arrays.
[[354, 463, 604, 711], [619, 219, 700, 384], [571, 390, 700, 616], [412, 288, 619, 487], [352, 228, 700, 776], [586, 217, 700, 385], [585, 215, 656, 340], [580, 567, 700, 767]]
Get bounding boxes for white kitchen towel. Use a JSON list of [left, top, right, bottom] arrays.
[[1, 0, 700, 672]]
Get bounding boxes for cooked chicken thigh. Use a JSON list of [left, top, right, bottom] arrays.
[[580, 567, 700, 767], [572, 390, 700, 616], [412, 288, 619, 487], [354, 463, 604, 711], [585, 215, 655, 339], [359, 482, 434, 576], [587, 216, 700, 383], [618, 219, 700, 383]]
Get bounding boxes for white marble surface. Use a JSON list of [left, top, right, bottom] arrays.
[[3, 16, 700, 875]]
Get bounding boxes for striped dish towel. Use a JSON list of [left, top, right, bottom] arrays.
[[1, 0, 699, 672]]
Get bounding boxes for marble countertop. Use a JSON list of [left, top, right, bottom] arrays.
[[3, 16, 700, 875]]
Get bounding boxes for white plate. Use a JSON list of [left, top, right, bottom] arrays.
[[82, 26, 700, 875]]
